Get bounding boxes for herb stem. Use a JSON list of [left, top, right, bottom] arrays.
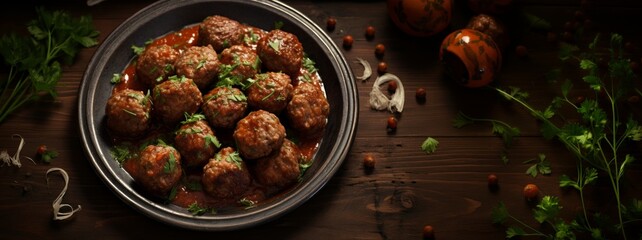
[[508, 215, 548, 237]]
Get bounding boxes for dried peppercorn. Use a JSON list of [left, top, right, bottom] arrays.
[[326, 17, 337, 31], [378, 61, 388, 75], [343, 35, 354, 49], [422, 225, 435, 239], [363, 154, 375, 169], [365, 26, 375, 39], [416, 87, 426, 100], [386, 116, 397, 132], [375, 43, 385, 58], [387, 79, 397, 92], [523, 183, 540, 200]]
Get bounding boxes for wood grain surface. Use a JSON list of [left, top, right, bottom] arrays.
[[1, 0, 641, 239]]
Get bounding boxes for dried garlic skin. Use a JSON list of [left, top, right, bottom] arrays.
[[369, 73, 405, 113], [354, 58, 372, 81], [46, 168, 82, 220]]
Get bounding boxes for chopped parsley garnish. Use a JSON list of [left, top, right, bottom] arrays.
[[268, 39, 282, 53], [132, 45, 145, 55], [111, 73, 122, 84], [239, 198, 257, 209], [187, 202, 215, 216], [181, 113, 206, 124], [274, 21, 284, 30], [111, 143, 135, 165], [163, 150, 177, 173], [302, 56, 317, 74], [196, 59, 207, 70], [204, 134, 221, 148]]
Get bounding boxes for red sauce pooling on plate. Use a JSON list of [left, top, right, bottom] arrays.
[[112, 23, 324, 212]]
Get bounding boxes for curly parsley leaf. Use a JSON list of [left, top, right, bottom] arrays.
[[420, 137, 439, 154], [187, 202, 215, 216], [524, 153, 552, 177]]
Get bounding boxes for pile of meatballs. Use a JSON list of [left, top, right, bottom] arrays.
[[104, 15, 330, 206]]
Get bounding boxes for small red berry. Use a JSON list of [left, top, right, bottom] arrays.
[[416, 87, 427, 100], [342, 35, 354, 49], [326, 17, 337, 31], [487, 174, 498, 187], [523, 183, 540, 200], [37, 145, 48, 155], [375, 43, 385, 58], [574, 95, 586, 105], [378, 61, 388, 75], [363, 154, 376, 169], [365, 26, 376, 39], [422, 225, 435, 239], [387, 80, 397, 93], [387, 116, 397, 131], [628, 95, 640, 103]]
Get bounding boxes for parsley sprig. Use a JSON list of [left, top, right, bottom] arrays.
[[453, 111, 520, 147], [493, 33, 642, 239], [0, 7, 99, 123]]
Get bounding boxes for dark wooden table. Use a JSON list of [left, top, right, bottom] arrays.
[[2, 0, 642, 239]]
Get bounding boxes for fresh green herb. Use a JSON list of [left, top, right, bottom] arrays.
[[227, 91, 247, 102], [524, 153, 552, 177], [302, 56, 317, 74], [274, 21, 284, 30], [268, 39, 281, 53], [500, 151, 509, 165], [243, 29, 259, 44], [181, 113, 206, 124], [168, 75, 187, 83], [166, 186, 178, 203], [163, 150, 177, 173], [187, 202, 215, 216], [111, 73, 122, 84], [453, 111, 520, 147], [0, 7, 99, 123], [215, 151, 243, 169], [420, 137, 439, 154], [40, 148, 58, 163], [493, 33, 642, 239], [204, 134, 221, 148], [492, 197, 577, 239], [298, 159, 312, 182], [196, 59, 207, 70], [132, 45, 145, 55], [122, 109, 137, 116], [239, 198, 257, 209], [261, 89, 275, 101], [111, 144, 134, 165]]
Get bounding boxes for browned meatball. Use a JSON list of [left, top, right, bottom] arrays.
[[217, 45, 260, 86], [105, 89, 152, 138], [233, 110, 285, 159], [202, 147, 251, 199], [174, 45, 219, 90], [152, 76, 203, 125], [199, 15, 244, 52], [174, 114, 220, 167], [241, 25, 267, 50], [286, 82, 330, 136], [135, 44, 179, 87], [246, 72, 293, 113], [202, 86, 248, 128], [257, 29, 303, 78], [134, 144, 182, 196], [253, 139, 301, 189]]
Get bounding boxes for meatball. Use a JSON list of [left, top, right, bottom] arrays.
[[202, 86, 248, 128], [257, 29, 303, 78], [241, 25, 267, 50], [199, 15, 244, 52], [253, 139, 301, 189], [174, 45, 220, 90], [134, 144, 182, 196], [246, 72, 293, 113], [105, 89, 152, 138], [174, 115, 220, 167], [218, 45, 260, 86], [135, 44, 179, 87], [233, 110, 286, 159], [202, 147, 251, 199], [286, 82, 330, 136], [152, 76, 203, 125]]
